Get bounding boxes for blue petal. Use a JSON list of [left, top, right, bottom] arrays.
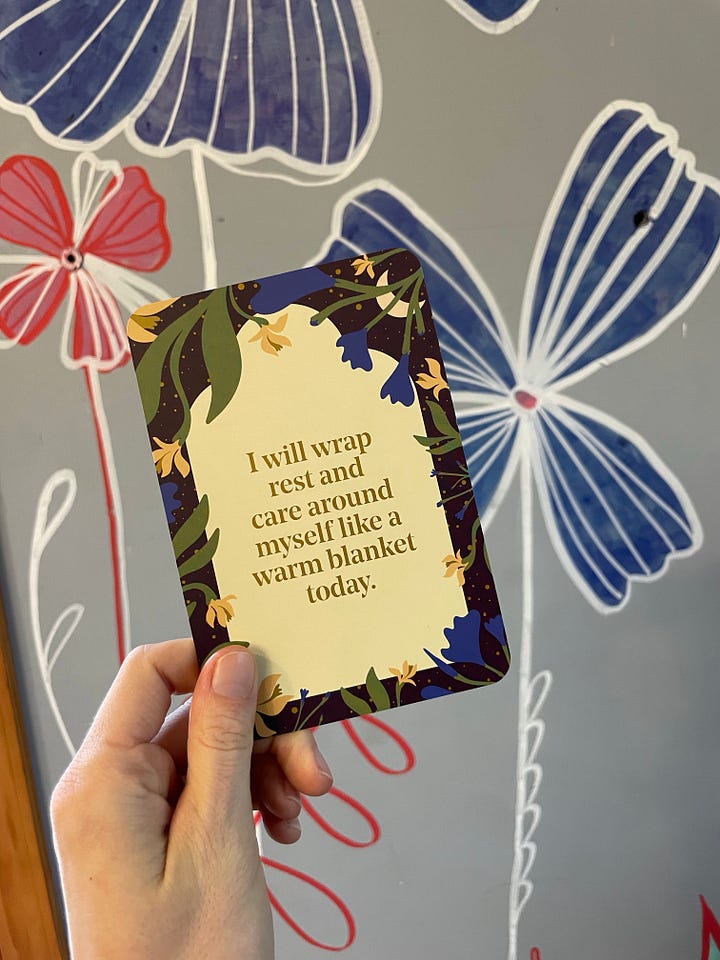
[[420, 684, 453, 699], [521, 102, 720, 386], [449, 0, 540, 31], [251, 266, 331, 314], [0, 0, 184, 143], [160, 482, 181, 525], [441, 609, 484, 665], [380, 354, 414, 406], [533, 397, 700, 610], [484, 614, 507, 646], [336, 328, 372, 371], [135, 0, 380, 169]]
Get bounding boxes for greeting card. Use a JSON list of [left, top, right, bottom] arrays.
[[128, 249, 509, 735]]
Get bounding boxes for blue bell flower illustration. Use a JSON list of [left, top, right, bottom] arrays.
[[380, 353, 414, 406], [336, 328, 373, 370]]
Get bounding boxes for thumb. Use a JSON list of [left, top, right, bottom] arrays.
[[184, 645, 258, 833]]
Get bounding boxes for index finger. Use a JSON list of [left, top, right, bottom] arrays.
[[87, 639, 199, 751]]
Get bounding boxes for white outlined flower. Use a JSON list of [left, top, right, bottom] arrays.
[[316, 100, 720, 611]]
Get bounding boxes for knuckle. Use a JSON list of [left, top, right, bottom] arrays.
[[124, 643, 153, 669], [196, 707, 254, 756]]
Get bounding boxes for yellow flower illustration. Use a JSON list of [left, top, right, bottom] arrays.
[[249, 313, 291, 355], [126, 298, 177, 342], [416, 357, 449, 399], [389, 661, 418, 686], [205, 594, 237, 629], [152, 437, 190, 478], [351, 255, 375, 279], [443, 550, 467, 587], [255, 673, 293, 737]]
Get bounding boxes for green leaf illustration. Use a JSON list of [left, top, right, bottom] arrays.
[[185, 600, 197, 619], [177, 527, 220, 578], [414, 400, 461, 456], [426, 399, 457, 438], [135, 322, 186, 424], [172, 495, 210, 560], [340, 687, 372, 716], [202, 290, 243, 423], [365, 667, 391, 711], [426, 437, 463, 456], [135, 302, 206, 424]]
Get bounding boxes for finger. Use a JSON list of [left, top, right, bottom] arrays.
[[183, 646, 258, 832], [259, 808, 302, 845], [261, 730, 333, 798], [250, 754, 301, 820], [87, 639, 199, 751], [153, 697, 192, 773]]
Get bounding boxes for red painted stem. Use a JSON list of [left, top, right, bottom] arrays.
[[83, 365, 128, 664]]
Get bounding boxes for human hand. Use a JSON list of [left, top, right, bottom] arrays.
[[51, 639, 333, 960]]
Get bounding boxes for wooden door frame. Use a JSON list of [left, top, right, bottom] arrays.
[[0, 586, 68, 959]]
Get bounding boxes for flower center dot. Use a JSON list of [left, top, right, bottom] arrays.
[[60, 247, 83, 271], [514, 389, 538, 410]]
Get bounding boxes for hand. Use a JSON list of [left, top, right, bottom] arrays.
[[51, 639, 333, 960]]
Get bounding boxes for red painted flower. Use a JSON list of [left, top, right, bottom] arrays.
[[0, 153, 170, 371]]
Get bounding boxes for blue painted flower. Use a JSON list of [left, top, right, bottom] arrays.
[[300, 688, 309, 703], [336, 328, 372, 371], [0, 1, 381, 178], [320, 101, 720, 611], [160, 482, 181, 524], [380, 354, 414, 406]]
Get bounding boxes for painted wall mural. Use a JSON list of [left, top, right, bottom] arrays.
[[314, 99, 720, 957], [0, 2, 718, 958]]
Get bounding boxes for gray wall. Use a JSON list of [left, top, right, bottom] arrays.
[[1, 1, 718, 957]]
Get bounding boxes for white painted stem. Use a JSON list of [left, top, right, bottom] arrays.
[[507, 423, 551, 960], [191, 146, 218, 289], [29, 470, 80, 758]]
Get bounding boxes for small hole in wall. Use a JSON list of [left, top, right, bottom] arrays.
[[633, 209, 651, 228]]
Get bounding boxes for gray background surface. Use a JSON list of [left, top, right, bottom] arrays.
[[1, 1, 718, 957]]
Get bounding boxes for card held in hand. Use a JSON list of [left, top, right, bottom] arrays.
[[128, 249, 510, 736]]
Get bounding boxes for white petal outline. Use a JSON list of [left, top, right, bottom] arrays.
[[70, 152, 124, 245], [29, 468, 83, 757]]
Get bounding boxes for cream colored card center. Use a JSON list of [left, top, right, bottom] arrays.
[[187, 305, 466, 697]]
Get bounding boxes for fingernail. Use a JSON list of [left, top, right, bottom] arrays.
[[211, 649, 256, 700], [312, 741, 333, 784], [284, 818, 301, 839]]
